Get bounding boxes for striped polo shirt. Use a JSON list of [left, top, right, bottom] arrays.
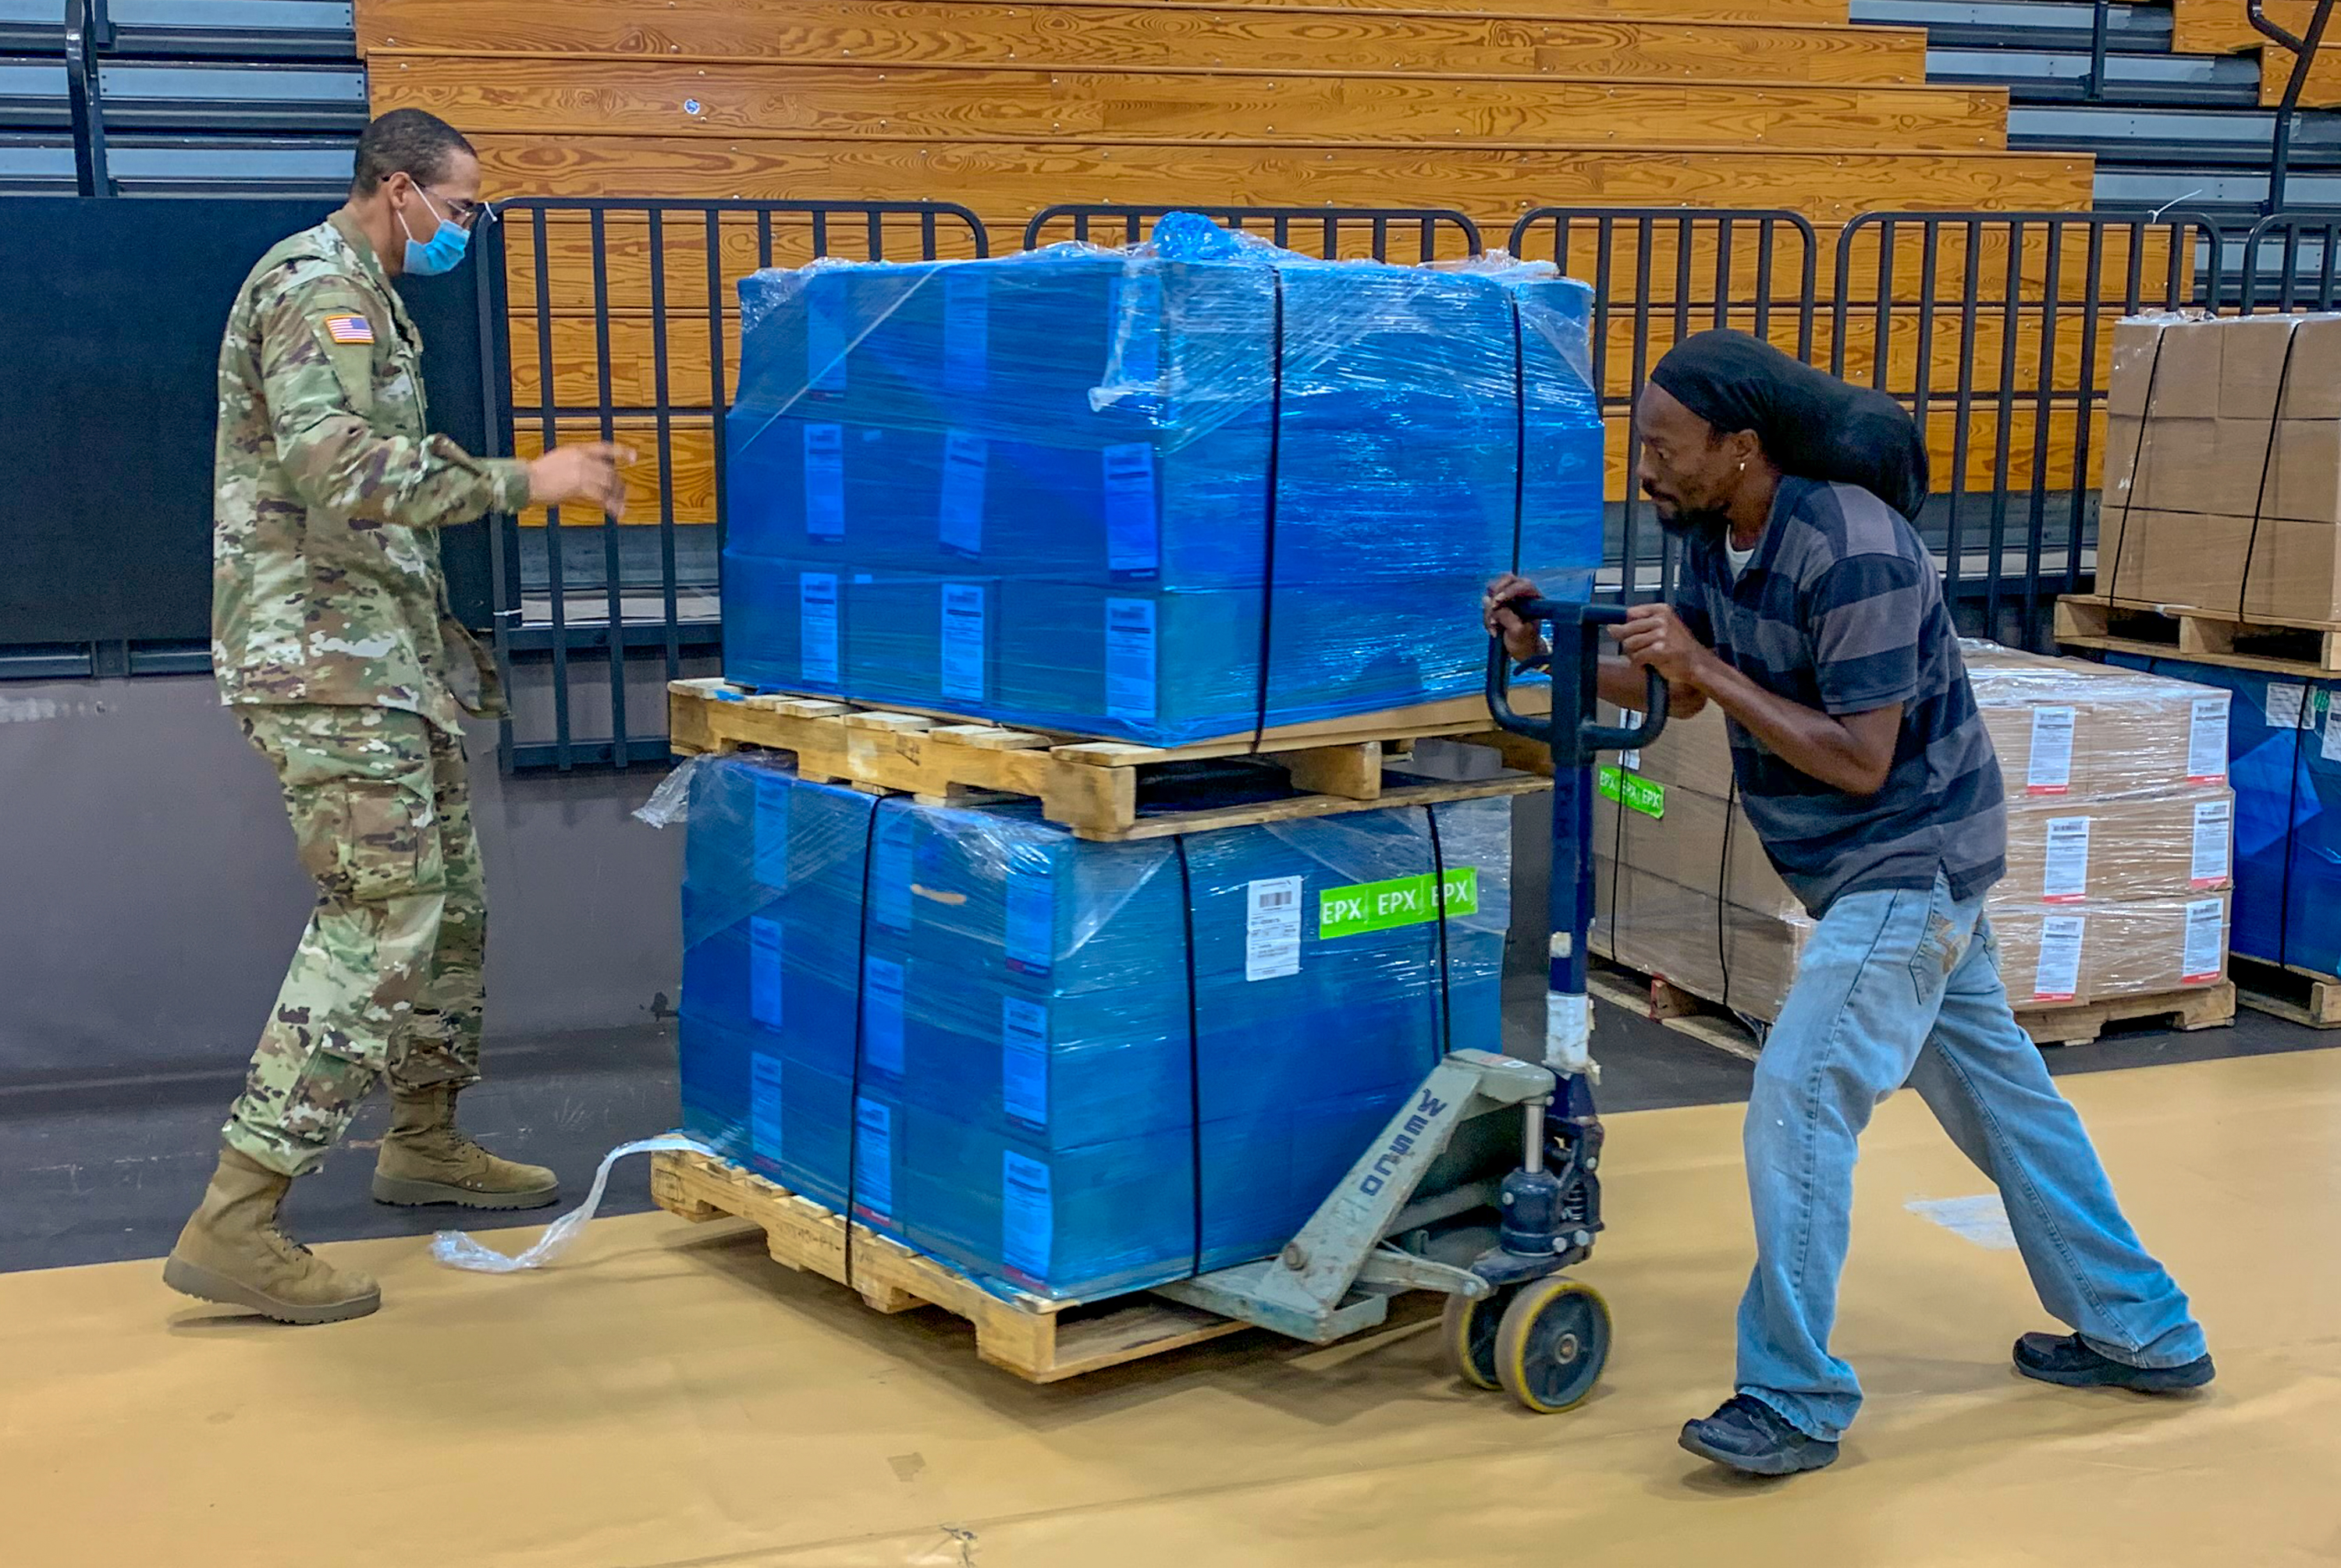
[[1672, 477, 2005, 917]]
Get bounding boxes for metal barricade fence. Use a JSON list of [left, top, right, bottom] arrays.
[[479, 197, 987, 772], [480, 200, 2233, 772]]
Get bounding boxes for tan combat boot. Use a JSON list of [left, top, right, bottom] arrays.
[[371, 1085, 559, 1210], [162, 1147, 382, 1325]]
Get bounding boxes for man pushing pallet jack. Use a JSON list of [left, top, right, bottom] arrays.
[[1139, 330, 2212, 1477]]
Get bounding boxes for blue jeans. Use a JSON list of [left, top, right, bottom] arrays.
[[1736, 872, 2208, 1441]]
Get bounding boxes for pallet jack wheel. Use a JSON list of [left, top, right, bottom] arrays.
[[1494, 1277, 1610, 1414], [1442, 1285, 1515, 1391]]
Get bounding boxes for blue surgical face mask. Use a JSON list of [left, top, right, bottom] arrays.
[[399, 187, 471, 277]]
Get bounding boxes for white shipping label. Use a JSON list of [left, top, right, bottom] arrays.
[[2182, 898, 2226, 983], [2034, 914, 2086, 1002], [2191, 798, 2233, 887], [2027, 706, 2076, 793], [2266, 681, 2307, 731], [1245, 875, 1303, 981], [940, 584, 986, 703], [1620, 711, 1643, 773], [2325, 707, 2341, 764], [2041, 816, 2091, 902], [2187, 694, 2230, 782]]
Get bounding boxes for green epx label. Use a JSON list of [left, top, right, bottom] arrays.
[[1319, 868, 1479, 939], [1598, 765, 1665, 819]]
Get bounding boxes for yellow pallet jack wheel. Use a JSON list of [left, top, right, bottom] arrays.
[[1494, 1277, 1611, 1414], [1442, 1285, 1516, 1392]]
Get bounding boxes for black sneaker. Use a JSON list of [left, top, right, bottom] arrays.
[[2012, 1332, 2215, 1392], [1678, 1394, 1841, 1476]]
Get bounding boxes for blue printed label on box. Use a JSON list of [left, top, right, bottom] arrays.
[[854, 1097, 893, 1220], [748, 1052, 783, 1165], [1001, 996, 1050, 1128], [808, 294, 847, 393], [939, 431, 987, 557], [799, 572, 840, 689], [749, 915, 784, 1029], [943, 271, 989, 394], [802, 424, 845, 541], [864, 956, 906, 1077], [752, 773, 790, 888], [941, 584, 986, 703], [1001, 1151, 1052, 1282], [1104, 598, 1158, 722], [1102, 444, 1160, 577], [1005, 857, 1053, 975], [873, 811, 913, 932]]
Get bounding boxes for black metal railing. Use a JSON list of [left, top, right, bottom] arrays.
[[1507, 208, 1820, 612], [63, 0, 112, 197], [480, 197, 987, 772], [1831, 211, 2223, 647], [2237, 210, 2341, 310], [2253, 0, 2340, 215], [1025, 204, 1482, 261]]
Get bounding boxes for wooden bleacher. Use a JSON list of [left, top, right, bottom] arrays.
[[2174, 0, 2339, 107], [357, 0, 2128, 510]]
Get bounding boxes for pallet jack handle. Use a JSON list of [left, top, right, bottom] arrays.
[[1485, 598, 1668, 767]]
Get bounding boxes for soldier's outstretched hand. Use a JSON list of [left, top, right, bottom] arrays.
[[528, 442, 636, 520]]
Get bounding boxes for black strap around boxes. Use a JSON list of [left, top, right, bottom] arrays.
[[2237, 320, 2305, 623], [840, 793, 890, 1292], [1426, 804, 1455, 1056], [1714, 773, 1742, 1015], [1508, 292, 1529, 587], [1248, 273, 1288, 754], [1170, 836, 1207, 1278], [2101, 326, 2170, 606]]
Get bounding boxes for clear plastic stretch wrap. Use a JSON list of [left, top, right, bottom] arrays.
[[2100, 310, 2341, 621], [2106, 652, 2341, 977], [1592, 644, 2235, 1020], [676, 753, 1512, 1301], [720, 212, 1603, 744]]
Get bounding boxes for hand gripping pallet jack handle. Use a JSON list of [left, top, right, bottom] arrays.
[[1152, 601, 1670, 1412]]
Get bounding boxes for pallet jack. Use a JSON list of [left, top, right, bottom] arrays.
[[1155, 601, 1665, 1411]]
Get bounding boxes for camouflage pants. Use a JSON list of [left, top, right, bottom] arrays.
[[222, 704, 487, 1177]]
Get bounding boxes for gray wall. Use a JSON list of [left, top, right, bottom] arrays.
[[0, 675, 681, 1090]]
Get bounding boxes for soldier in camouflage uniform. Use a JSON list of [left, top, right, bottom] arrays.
[[165, 110, 631, 1325]]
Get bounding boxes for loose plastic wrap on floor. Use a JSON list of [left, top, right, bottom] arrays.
[[719, 213, 1603, 744], [675, 754, 1512, 1301]]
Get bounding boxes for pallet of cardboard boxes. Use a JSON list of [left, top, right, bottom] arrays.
[[1593, 644, 2238, 1048]]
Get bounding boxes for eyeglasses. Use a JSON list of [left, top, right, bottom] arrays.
[[417, 185, 492, 230]]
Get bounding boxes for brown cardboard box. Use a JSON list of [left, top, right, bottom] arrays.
[[2268, 418, 2341, 525], [1989, 895, 2231, 1007], [2002, 791, 2234, 905], [1967, 651, 2233, 797], [2279, 316, 2341, 420], [1593, 776, 1802, 918], [1599, 697, 1735, 786], [2218, 314, 2314, 423], [2108, 315, 2222, 420], [1593, 857, 1806, 1020], [2111, 510, 2341, 623]]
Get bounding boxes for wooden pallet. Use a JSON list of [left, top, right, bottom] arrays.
[[1590, 954, 2236, 1053], [2231, 954, 2341, 1029], [668, 678, 1551, 841], [650, 1148, 1249, 1382], [2055, 594, 2341, 677]]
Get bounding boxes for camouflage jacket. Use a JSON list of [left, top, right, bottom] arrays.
[[211, 211, 528, 733]]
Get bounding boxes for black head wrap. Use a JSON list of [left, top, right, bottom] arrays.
[[1648, 330, 1928, 521]]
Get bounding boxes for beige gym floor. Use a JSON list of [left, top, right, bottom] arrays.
[[8, 1048, 2336, 1567]]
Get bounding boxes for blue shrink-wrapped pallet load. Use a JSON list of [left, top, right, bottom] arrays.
[[2104, 653, 2341, 972], [674, 754, 1512, 1302], [720, 214, 1603, 744]]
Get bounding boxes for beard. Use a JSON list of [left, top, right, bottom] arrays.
[[1653, 501, 1731, 540]]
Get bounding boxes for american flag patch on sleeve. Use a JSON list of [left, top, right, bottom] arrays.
[[322, 314, 374, 345]]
